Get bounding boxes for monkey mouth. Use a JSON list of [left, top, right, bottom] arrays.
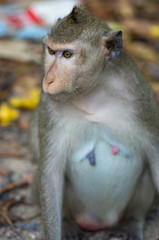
[[50, 92, 71, 102]]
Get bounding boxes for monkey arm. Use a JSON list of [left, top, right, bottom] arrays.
[[39, 164, 62, 240], [29, 103, 40, 162], [150, 155, 159, 194], [39, 135, 66, 240], [135, 85, 159, 195], [38, 103, 67, 240], [146, 137, 159, 194]]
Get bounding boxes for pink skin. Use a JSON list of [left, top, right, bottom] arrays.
[[75, 214, 111, 231], [112, 146, 119, 155]]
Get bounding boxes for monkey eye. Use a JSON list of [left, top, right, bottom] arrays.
[[48, 47, 55, 55], [63, 50, 73, 58]]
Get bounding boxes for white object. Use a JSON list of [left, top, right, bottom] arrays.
[[28, 0, 77, 26]]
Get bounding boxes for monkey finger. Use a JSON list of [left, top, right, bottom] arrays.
[[87, 230, 129, 240]]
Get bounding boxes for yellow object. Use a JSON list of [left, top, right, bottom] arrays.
[[9, 87, 40, 110], [148, 25, 159, 39], [108, 22, 128, 33], [0, 102, 20, 126], [127, 42, 159, 63], [109, 22, 123, 32]]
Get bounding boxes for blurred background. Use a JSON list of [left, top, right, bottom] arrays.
[[0, 0, 159, 239]]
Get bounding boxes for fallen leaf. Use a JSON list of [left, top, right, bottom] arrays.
[[122, 19, 159, 40], [127, 42, 159, 63], [9, 87, 40, 110], [0, 168, 8, 176], [0, 150, 23, 158], [0, 102, 20, 126], [148, 25, 159, 39]]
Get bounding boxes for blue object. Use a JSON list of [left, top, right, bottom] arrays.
[[16, 26, 50, 40], [0, 191, 9, 200], [86, 149, 96, 166], [0, 21, 8, 36], [17, 222, 40, 231]]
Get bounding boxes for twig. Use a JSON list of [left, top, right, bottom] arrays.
[[0, 174, 32, 197], [0, 198, 30, 226], [0, 168, 8, 175], [0, 150, 23, 158]]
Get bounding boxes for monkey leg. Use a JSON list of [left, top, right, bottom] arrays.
[[87, 224, 141, 240], [62, 218, 88, 240], [85, 217, 144, 240], [61, 217, 142, 240], [88, 168, 156, 240]]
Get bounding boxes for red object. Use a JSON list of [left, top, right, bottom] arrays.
[[7, 16, 23, 28], [26, 8, 45, 26], [112, 145, 119, 155]]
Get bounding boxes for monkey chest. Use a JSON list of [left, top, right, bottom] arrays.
[[66, 136, 143, 225]]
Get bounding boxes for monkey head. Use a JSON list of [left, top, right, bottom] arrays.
[[42, 6, 123, 101]]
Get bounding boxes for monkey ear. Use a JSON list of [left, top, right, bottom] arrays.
[[102, 30, 123, 60], [69, 6, 78, 24]]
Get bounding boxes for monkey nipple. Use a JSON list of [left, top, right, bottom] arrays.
[[86, 149, 96, 166], [112, 146, 119, 155]]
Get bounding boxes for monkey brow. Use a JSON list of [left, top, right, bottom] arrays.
[[46, 43, 73, 51], [44, 37, 78, 51]]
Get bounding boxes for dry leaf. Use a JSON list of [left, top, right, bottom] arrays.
[[9, 87, 40, 110], [0, 103, 20, 126], [127, 42, 159, 63]]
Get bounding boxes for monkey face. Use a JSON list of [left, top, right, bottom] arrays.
[[42, 27, 123, 102], [42, 37, 105, 101], [41, 6, 123, 102]]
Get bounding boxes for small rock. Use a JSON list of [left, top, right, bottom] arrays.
[[17, 222, 40, 231]]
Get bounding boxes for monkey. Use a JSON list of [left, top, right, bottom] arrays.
[[30, 6, 159, 240]]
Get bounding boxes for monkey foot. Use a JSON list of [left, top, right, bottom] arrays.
[[62, 219, 87, 240], [87, 228, 141, 240], [62, 231, 86, 240]]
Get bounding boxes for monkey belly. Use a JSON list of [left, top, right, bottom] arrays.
[[67, 139, 144, 229]]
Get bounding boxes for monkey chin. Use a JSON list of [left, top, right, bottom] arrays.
[[44, 86, 86, 102], [43, 86, 70, 102], [49, 93, 70, 102], [48, 91, 73, 102]]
